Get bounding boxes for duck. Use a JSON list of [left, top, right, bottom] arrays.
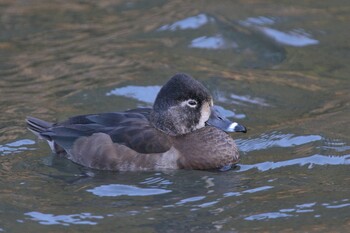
[[26, 73, 247, 171]]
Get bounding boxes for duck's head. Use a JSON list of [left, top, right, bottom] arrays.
[[150, 73, 247, 136]]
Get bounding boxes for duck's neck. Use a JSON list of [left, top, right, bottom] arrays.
[[150, 109, 194, 136]]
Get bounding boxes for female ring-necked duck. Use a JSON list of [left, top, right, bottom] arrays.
[[27, 73, 246, 171]]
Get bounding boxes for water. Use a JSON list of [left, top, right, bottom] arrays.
[[1, 0, 349, 232]]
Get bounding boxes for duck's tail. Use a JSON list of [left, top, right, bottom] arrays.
[[26, 116, 63, 153], [26, 116, 53, 139]]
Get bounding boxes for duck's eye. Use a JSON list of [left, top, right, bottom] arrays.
[[187, 100, 197, 107]]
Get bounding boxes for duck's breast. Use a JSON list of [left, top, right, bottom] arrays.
[[174, 126, 240, 170]]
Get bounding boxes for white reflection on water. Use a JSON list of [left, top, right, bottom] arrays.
[[323, 139, 350, 152], [157, 14, 213, 31], [168, 185, 272, 210], [216, 91, 271, 108], [140, 176, 172, 185], [325, 203, 350, 209], [87, 184, 171, 197], [296, 202, 317, 208], [0, 139, 36, 156], [323, 199, 350, 209], [245, 212, 293, 221], [24, 212, 103, 226], [224, 185, 273, 197], [196, 201, 219, 208], [189, 35, 238, 50], [245, 199, 350, 221], [237, 133, 322, 152], [240, 16, 319, 47], [176, 196, 206, 205], [237, 130, 350, 173], [106, 85, 161, 104], [260, 28, 319, 47], [241, 16, 275, 26], [230, 94, 271, 107], [239, 154, 350, 172]]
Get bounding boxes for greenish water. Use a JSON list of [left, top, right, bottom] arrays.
[[0, 0, 349, 232]]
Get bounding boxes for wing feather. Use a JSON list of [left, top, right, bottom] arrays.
[[43, 109, 172, 154]]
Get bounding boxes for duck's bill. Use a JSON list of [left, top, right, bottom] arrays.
[[206, 107, 247, 133]]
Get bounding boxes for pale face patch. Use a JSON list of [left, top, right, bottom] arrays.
[[197, 101, 211, 129]]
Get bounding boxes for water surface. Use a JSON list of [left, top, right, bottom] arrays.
[[0, 0, 349, 232]]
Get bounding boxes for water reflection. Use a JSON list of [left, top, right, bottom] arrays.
[[106, 85, 161, 105], [25, 211, 103, 226], [239, 154, 350, 172], [157, 14, 213, 31], [323, 199, 350, 209], [241, 16, 275, 26], [87, 184, 171, 197], [224, 185, 273, 197], [245, 212, 293, 221], [1, 0, 349, 232], [168, 185, 273, 210], [230, 94, 271, 107], [140, 175, 172, 185], [237, 132, 322, 152], [323, 139, 350, 153], [154, 12, 286, 68], [0, 139, 36, 156], [245, 199, 350, 221], [190, 35, 238, 50], [259, 28, 319, 47], [175, 196, 206, 205], [240, 16, 319, 47], [196, 200, 219, 208]]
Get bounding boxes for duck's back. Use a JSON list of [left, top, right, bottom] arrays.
[[27, 108, 173, 157]]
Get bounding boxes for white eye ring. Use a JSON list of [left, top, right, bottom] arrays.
[[186, 99, 197, 108]]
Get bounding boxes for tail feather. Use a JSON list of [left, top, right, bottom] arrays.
[[26, 116, 54, 139], [26, 116, 67, 154]]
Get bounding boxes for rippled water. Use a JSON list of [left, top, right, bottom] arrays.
[[0, 0, 349, 232]]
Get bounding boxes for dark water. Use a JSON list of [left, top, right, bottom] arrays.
[[1, 0, 349, 232]]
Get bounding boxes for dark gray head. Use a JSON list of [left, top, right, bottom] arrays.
[[151, 73, 212, 136], [150, 73, 247, 136]]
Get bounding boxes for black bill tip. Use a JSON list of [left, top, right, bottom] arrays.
[[206, 107, 247, 133]]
